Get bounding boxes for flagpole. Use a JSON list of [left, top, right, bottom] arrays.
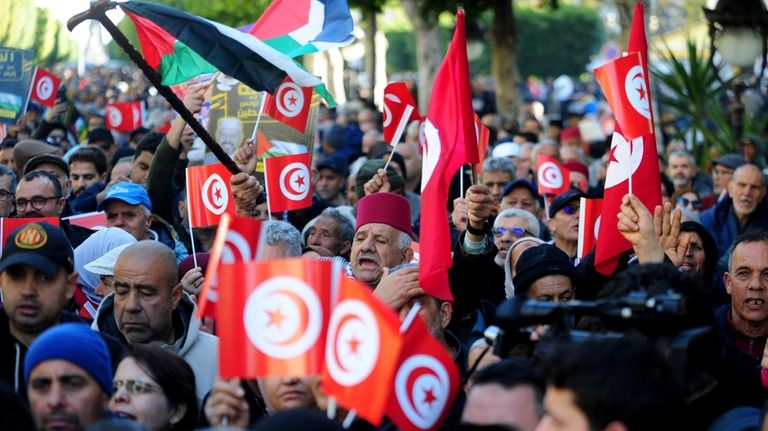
[[22, 67, 38, 116], [342, 410, 357, 429], [327, 397, 337, 420], [460, 165, 465, 199], [400, 303, 421, 333], [185, 182, 198, 268], [263, 161, 273, 220], [67, 2, 241, 175], [250, 92, 268, 142], [382, 105, 414, 172]]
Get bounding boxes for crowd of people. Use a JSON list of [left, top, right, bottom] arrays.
[[0, 59, 767, 431]]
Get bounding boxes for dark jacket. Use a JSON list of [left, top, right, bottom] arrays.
[[699, 195, 768, 259], [60, 219, 95, 249]]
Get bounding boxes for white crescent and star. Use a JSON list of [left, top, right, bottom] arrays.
[[275, 81, 305, 118], [278, 162, 310, 201], [624, 64, 651, 119], [36, 76, 54, 101], [201, 173, 229, 215], [395, 354, 451, 429], [325, 299, 380, 386], [604, 133, 644, 189]]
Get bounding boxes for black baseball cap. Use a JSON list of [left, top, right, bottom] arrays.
[[0, 222, 74, 276], [502, 178, 538, 199], [549, 189, 586, 219]]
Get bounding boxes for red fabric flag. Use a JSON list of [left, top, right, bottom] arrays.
[[264, 78, 313, 133], [218, 258, 332, 379], [105, 101, 143, 133], [472, 113, 490, 183], [62, 212, 107, 231], [577, 197, 602, 260], [593, 52, 652, 140], [537, 155, 571, 196], [383, 82, 418, 145], [185, 163, 236, 228], [1, 217, 60, 254], [30, 67, 61, 108], [594, 2, 662, 275], [385, 316, 461, 431], [419, 10, 478, 302], [321, 275, 403, 425], [264, 152, 313, 212]]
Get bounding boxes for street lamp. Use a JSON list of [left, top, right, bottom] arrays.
[[703, 0, 768, 141]]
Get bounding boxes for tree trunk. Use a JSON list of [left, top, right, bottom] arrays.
[[363, 12, 377, 100], [401, 0, 441, 114], [616, 0, 646, 50], [490, 0, 522, 123]]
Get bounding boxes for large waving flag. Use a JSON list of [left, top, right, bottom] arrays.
[[119, 1, 321, 93], [593, 2, 661, 275], [419, 10, 479, 302], [249, 0, 355, 58]]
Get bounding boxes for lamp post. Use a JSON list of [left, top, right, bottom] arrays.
[[703, 0, 768, 141]]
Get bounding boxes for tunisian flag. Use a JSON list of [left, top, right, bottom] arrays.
[[186, 163, 236, 228], [385, 316, 461, 431], [264, 77, 313, 133], [594, 2, 661, 275], [537, 155, 571, 196], [419, 10, 478, 301], [321, 276, 403, 425], [105, 101, 143, 133], [577, 197, 602, 260], [264, 152, 313, 212], [383, 82, 418, 146], [218, 258, 333, 379], [593, 51, 653, 140], [29, 67, 61, 108]]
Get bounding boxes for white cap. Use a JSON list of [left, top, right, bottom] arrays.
[[492, 142, 521, 158], [83, 243, 133, 276]]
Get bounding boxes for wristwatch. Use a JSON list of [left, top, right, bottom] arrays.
[[466, 220, 491, 236]]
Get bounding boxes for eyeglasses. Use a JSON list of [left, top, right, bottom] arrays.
[[561, 204, 580, 216], [15, 196, 61, 211], [0, 190, 13, 202], [46, 135, 65, 146], [677, 197, 702, 210], [711, 168, 732, 177], [493, 226, 532, 238], [112, 379, 162, 395]]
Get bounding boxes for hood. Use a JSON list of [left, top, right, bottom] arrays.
[[92, 292, 202, 355]]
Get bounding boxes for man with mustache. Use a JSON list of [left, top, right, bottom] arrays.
[[314, 154, 347, 207], [700, 164, 768, 259], [547, 190, 585, 263], [666, 150, 713, 203]]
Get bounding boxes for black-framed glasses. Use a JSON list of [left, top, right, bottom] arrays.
[[0, 189, 13, 202], [492, 226, 532, 238], [112, 379, 162, 395], [15, 195, 61, 210], [562, 204, 580, 216], [678, 197, 702, 210]]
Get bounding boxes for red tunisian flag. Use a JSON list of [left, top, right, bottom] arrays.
[[264, 77, 313, 133], [385, 316, 460, 431], [1, 218, 60, 255], [537, 155, 570, 196], [218, 258, 333, 379], [264, 152, 313, 212], [105, 101, 143, 133], [594, 2, 661, 275], [472, 113, 490, 183], [29, 67, 61, 108], [577, 197, 602, 260], [185, 163, 235, 228], [383, 82, 418, 146], [419, 10, 478, 301], [593, 52, 652, 140], [321, 275, 403, 425], [62, 212, 108, 231]]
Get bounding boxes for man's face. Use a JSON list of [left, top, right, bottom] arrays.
[[216, 120, 242, 155], [28, 360, 109, 431], [112, 254, 180, 344], [0, 148, 15, 171], [399, 295, 450, 341], [351, 223, 410, 287], [34, 163, 71, 198], [481, 171, 513, 203], [535, 386, 591, 431], [727, 166, 766, 219], [667, 155, 694, 188], [259, 377, 315, 413], [462, 383, 541, 431], [70, 161, 103, 197], [395, 142, 421, 183], [679, 231, 706, 279], [548, 200, 580, 244], [307, 216, 349, 256], [1, 265, 75, 338], [15, 177, 64, 218], [528, 274, 574, 302], [724, 240, 768, 331], [501, 187, 537, 214], [494, 216, 534, 266], [105, 201, 152, 241], [711, 164, 734, 195], [315, 168, 343, 202], [0, 174, 14, 217], [130, 151, 154, 185], [346, 175, 358, 207], [87, 141, 115, 163]]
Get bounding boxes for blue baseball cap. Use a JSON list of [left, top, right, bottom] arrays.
[[97, 182, 152, 212]]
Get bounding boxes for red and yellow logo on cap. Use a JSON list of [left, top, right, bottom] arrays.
[[14, 224, 48, 249]]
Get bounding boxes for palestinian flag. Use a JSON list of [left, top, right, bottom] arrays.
[[120, 1, 321, 93]]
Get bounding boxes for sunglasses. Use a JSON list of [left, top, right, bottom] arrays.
[[677, 197, 702, 210], [561, 204, 580, 216], [112, 379, 162, 395], [492, 226, 532, 238]]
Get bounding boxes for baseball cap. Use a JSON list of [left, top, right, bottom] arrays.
[[712, 153, 747, 170], [548, 189, 586, 219], [316, 154, 349, 177], [512, 244, 576, 296], [97, 182, 153, 212], [23, 154, 70, 177], [0, 222, 74, 276], [502, 178, 538, 199]]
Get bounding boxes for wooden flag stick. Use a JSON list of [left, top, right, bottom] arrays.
[[67, 1, 240, 175]]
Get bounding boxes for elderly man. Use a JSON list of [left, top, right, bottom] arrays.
[[710, 153, 746, 199], [547, 190, 585, 262], [666, 150, 713, 200], [512, 244, 576, 302], [25, 323, 113, 431], [700, 164, 768, 259], [480, 157, 516, 204], [304, 207, 354, 259], [314, 154, 348, 207], [91, 241, 217, 402]]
